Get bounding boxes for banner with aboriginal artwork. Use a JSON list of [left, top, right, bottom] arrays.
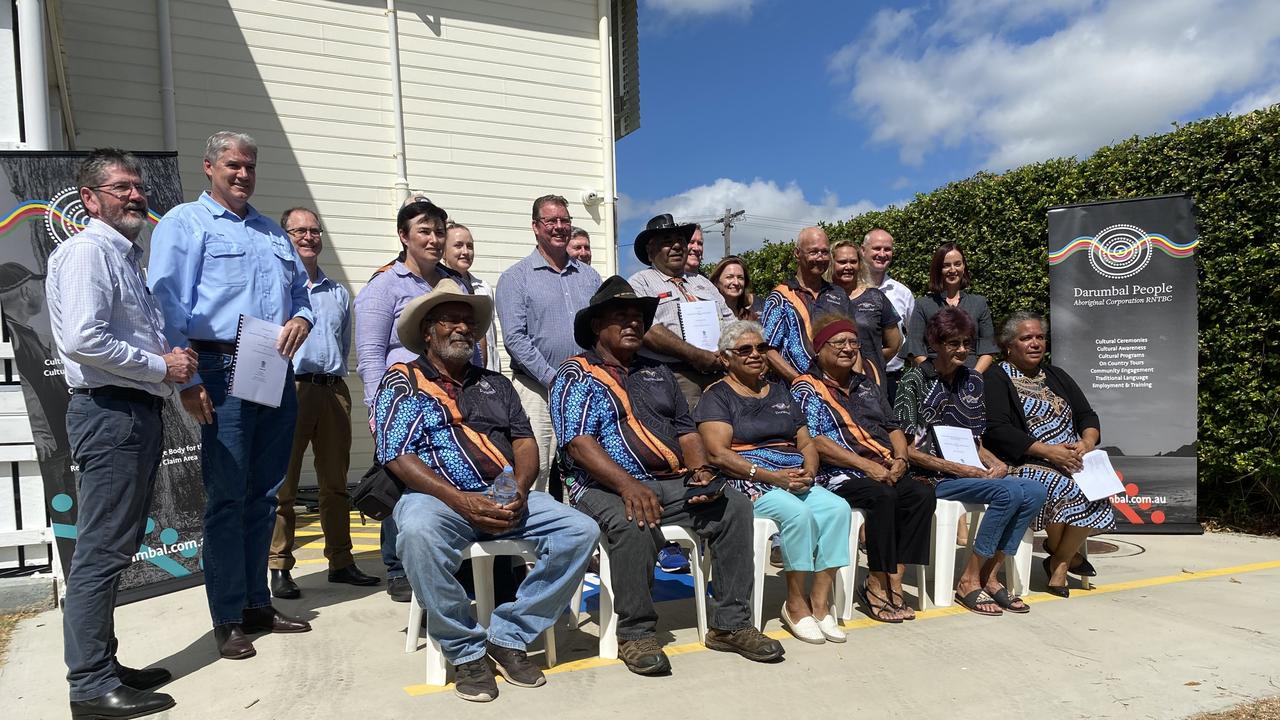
[[0, 150, 207, 601], [1047, 194, 1199, 534]]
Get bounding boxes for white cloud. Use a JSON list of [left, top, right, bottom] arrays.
[[627, 178, 879, 261], [1230, 83, 1280, 114], [644, 0, 754, 18], [833, 0, 1280, 169]]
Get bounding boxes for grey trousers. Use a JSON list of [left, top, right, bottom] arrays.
[[574, 478, 754, 640], [62, 393, 163, 700]]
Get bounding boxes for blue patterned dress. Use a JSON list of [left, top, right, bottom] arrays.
[[1000, 362, 1115, 531]]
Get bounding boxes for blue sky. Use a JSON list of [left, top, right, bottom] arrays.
[[614, 0, 1280, 276]]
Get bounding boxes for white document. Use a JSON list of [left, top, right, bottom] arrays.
[[1071, 449, 1125, 501], [229, 315, 289, 408], [678, 300, 721, 352], [931, 425, 986, 470]]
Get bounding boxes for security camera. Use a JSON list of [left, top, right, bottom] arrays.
[[582, 190, 604, 206]]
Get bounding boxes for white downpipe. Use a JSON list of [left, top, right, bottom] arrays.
[[597, 0, 618, 277], [387, 0, 409, 204], [16, 0, 50, 149], [156, 0, 177, 151]]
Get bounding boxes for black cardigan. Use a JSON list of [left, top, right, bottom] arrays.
[[981, 363, 1100, 465]]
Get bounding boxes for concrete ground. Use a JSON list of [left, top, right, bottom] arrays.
[[2, 514, 1277, 720]]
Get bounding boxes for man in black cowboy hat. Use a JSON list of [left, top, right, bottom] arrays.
[[548, 276, 784, 677], [627, 214, 733, 410]]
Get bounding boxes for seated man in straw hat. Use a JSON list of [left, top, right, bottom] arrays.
[[374, 279, 598, 703]]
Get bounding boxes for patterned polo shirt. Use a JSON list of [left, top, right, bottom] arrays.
[[549, 350, 692, 503], [374, 357, 533, 492], [792, 365, 897, 489], [760, 276, 857, 376], [894, 362, 987, 480]]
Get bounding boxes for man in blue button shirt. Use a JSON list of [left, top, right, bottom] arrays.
[[267, 206, 378, 600], [149, 131, 315, 661]]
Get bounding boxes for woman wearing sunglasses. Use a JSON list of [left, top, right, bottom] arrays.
[[694, 321, 850, 645]]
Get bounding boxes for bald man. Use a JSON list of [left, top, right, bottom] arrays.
[[861, 228, 913, 401], [760, 227, 857, 381]]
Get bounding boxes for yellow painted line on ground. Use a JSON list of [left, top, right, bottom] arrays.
[[294, 531, 382, 540], [402, 558, 1280, 697]]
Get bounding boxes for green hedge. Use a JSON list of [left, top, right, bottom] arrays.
[[731, 107, 1280, 529]]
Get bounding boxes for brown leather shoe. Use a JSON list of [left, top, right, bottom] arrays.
[[242, 605, 312, 634], [213, 624, 256, 660]]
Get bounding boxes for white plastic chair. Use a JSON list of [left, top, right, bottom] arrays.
[[749, 517, 780, 629], [404, 539, 559, 686], [594, 524, 709, 660], [831, 508, 867, 621], [753, 508, 870, 627], [924, 499, 1033, 608]]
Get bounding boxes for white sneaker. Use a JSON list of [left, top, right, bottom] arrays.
[[781, 604, 826, 644], [815, 609, 846, 643]]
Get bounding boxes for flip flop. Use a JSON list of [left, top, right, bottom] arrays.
[[954, 588, 1002, 616], [988, 586, 1030, 614]]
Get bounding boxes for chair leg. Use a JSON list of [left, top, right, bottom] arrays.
[[751, 519, 771, 629], [597, 543, 618, 660], [424, 633, 449, 686], [1079, 540, 1092, 590], [472, 556, 496, 627], [405, 592, 423, 653], [687, 539, 710, 643], [543, 619, 558, 668], [835, 510, 863, 621], [932, 503, 961, 608], [1009, 528, 1033, 596]]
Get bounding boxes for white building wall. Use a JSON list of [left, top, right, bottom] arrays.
[[57, 0, 617, 483]]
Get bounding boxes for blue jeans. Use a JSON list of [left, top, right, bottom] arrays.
[[63, 393, 163, 700], [197, 352, 298, 626], [934, 477, 1047, 558], [381, 516, 404, 579], [753, 486, 851, 572], [393, 490, 598, 664]]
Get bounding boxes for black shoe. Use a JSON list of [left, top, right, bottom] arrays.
[[242, 605, 312, 634], [387, 576, 412, 603], [271, 569, 300, 599], [453, 658, 498, 702], [70, 685, 175, 719], [115, 664, 171, 691], [1043, 540, 1098, 577], [617, 636, 671, 676], [1042, 556, 1071, 598], [213, 624, 256, 660], [328, 563, 380, 586], [486, 642, 546, 688]]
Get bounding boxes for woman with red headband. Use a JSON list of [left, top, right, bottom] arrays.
[[792, 313, 936, 622]]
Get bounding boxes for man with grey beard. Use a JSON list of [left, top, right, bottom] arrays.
[[373, 280, 597, 702], [47, 148, 197, 719]]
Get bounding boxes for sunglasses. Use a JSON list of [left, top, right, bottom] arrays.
[[729, 342, 770, 357]]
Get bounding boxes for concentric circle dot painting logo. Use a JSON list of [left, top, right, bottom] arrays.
[[1088, 223, 1153, 279], [44, 186, 90, 245]]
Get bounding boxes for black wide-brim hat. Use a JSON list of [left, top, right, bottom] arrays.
[[633, 213, 698, 265], [573, 275, 659, 350]]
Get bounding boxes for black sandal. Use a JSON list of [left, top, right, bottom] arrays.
[[988, 586, 1030, 613], [954, 588, 1002, 616], [888, 589, 916, 620], [857, 582, 903, 624]]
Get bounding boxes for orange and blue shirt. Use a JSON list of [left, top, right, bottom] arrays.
[[760, 277, 857, 376]]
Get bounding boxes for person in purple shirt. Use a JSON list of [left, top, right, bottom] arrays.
[[148, 131, 314, 661], [353, 198, 464, 602]]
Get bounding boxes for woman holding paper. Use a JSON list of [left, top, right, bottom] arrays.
[[982, 312, 1115, 598], [696, 320, 851, 644], [895, 307, 1046, 615]]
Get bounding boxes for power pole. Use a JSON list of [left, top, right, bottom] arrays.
[[710, 207, 745, 257]]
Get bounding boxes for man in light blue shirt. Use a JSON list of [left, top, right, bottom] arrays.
[[148, 131, 315, 661], [268, 206, 378, 599], [46, 149, 197, 719], [495, 194, 601, 492]]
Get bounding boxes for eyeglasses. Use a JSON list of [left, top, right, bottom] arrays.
[[729, 342, 769, 357], [943, 339, 974, 351], [429, 317, 474, 331], [286, 227, 323, 238], [825, 338, 860, 349], [537, 216, 574, 227], [90, 182, 151, 198]]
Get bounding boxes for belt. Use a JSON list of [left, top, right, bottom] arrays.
[[297, 373, 344, 386], [73, 385, 164, 409], [190, 339, 237, 355]]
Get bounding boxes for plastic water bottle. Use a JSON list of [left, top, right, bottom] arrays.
[[490, 465, 518, 505]]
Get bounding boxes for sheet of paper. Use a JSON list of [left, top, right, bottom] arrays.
[[678, 300, 721, 352], [931, 425, 986, 470], [1071, 449, 1125, 501], [229, 315, 289, 408]]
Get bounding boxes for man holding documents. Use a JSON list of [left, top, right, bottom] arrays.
[[627, 214, 733, 410], [982, 311, 1115, 598], [894, 306, 1045, 615], [149, 131, 315, 660], [47, 149, 196, 720]]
